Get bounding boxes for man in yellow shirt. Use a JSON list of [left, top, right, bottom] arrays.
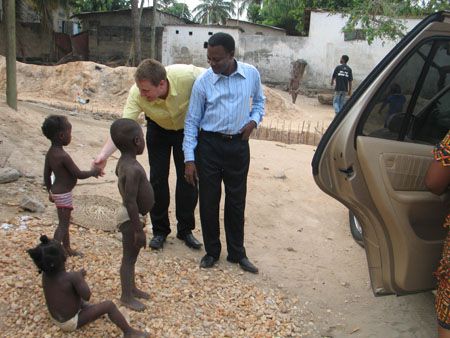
[[94, 59, 204, 250]]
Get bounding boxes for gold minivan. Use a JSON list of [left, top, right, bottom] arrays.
[[312, 11, 450, 296]]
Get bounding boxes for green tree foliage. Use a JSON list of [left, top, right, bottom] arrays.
[[342, 0, 450, 44], [165, 3, 192, 20], [157, 0, 192, 20], [247, 3, 263, 22], [235, 0, 262, 18], [69, 0, 131, 14], [193, 0, 235, 24], [252, 0, 450, 42]]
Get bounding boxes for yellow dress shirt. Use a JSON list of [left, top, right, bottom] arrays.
[[123, 64, 205, 130]]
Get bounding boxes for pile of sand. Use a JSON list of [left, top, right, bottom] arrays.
[[0, 56, 300, 120]]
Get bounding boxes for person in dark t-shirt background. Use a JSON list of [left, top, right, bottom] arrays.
[[331, 55, 353, 114]]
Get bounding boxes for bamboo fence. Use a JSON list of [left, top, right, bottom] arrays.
[[251, 119, 328, 146]]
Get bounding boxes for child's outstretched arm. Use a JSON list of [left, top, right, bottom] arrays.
[[62, 153, 101, 179], [71, 269, 91, 302]]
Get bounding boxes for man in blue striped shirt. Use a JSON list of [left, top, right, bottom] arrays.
[[183, 32, 265, 274]]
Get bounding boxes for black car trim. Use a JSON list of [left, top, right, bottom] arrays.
[[355, 37, 449, 142], [397, 39, 442, 140], [311, 11, 446, 176]]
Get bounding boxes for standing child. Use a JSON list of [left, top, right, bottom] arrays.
[[42, 115, 100, 256], [110, 118, 154, 311], [331, 54, 353, 114], [28, 235, 149, 337]]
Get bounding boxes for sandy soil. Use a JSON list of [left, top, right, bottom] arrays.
[[0, 59, 437, 337]]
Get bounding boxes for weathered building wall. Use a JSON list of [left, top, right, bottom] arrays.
[[0, 2, 71, 62], [239, 35, 308, 85], [161, 12, 423, 88], [225, 19, 286, 36], [76, 9, 185, 63], [0, 23, 54, 62], [162, 25, 240, 68]]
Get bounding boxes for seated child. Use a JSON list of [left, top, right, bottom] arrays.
[[110, 118, 154, 312], [28, 235, 149, 337], [42, 115, 101, 256]]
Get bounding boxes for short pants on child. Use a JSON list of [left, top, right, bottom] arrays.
[[52, 311, 79, 332], [51, 192, 73, 210], [116, 205, 147, 230]]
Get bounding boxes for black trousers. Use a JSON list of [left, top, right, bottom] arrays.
[[196, 131, 250, 261], [146, 120, 198, 237]]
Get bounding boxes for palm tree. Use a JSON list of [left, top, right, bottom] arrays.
[[193, 0, 235, 25], [234, 0, 261, 20]]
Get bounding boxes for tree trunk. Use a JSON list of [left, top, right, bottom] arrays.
[[5, 0, 17, 110], [131, 0, 141, 66], [150, 0, 157, 59]]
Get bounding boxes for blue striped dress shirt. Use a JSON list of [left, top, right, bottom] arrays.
[[183, 61, 266, 162]]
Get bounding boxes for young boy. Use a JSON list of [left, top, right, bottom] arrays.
[[28, 235, 149, 337], [42, 115, 101, 256], [110, 118, 154, 311]]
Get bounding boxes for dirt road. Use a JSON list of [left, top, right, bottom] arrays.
[[0, 55, 438, 336], [0, 95, 437, 337]]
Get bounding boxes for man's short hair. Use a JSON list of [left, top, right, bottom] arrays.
[[341, 55, 349, 63], [208, 32, 235, 53], [110, 118, 142, 152], [134, 59, 167, 86]]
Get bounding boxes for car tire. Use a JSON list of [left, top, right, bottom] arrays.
[[349, 210, 364, 247]]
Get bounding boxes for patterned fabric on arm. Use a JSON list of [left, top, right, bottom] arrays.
[[434, 130, 450, 329], [433, 132, 450, 167]]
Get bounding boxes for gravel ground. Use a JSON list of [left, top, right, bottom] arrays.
[[0, 214, 319, 337]]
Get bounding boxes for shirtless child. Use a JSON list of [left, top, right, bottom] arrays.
[[42, 115, 101, 256], [110, 118, 154, 311], [28, 235, 149, 337]]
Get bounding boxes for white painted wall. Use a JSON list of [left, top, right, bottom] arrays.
[[162, 25, 240, 68], [161, 12, 423, 88]]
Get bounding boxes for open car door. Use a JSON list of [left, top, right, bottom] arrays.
[[312, 11, 450, 295]]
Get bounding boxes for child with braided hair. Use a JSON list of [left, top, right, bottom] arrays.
[[28, 235, 149, 337]]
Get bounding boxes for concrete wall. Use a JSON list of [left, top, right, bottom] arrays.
[[76, 9, 185, 63], [0, 22, 54, 62], [225, 19, 286, 36], [161, 12, 423, 88], [162, 25, 240, 67]]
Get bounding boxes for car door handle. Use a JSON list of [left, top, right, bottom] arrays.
[[338, 166, 354, 176]]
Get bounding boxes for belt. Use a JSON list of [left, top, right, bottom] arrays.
[[200, 130, 242, 140]]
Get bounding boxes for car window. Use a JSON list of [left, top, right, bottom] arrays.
[[360, 39, 450, 145], [411, 86, 450, 144]]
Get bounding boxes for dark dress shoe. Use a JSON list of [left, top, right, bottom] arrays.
[[200, 254, 218, 268], [227, 257, 259, 274], [177, 233, 202, 249], [149, 235, 166, 250]]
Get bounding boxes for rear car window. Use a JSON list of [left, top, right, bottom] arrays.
[[361, 38, 450, 145]]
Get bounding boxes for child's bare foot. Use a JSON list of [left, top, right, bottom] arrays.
[[132, 288, 150, 300], [124, 328, 150, 338], [120, 297, 146, 312]]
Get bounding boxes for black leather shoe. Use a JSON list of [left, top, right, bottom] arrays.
[[177, 233, 202, 250], [149, 235, 166, 250], [228, 257, 259, 274], [200, 254, 218, 268]]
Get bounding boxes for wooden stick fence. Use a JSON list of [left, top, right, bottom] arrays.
[[251, 119, 328, 146]]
